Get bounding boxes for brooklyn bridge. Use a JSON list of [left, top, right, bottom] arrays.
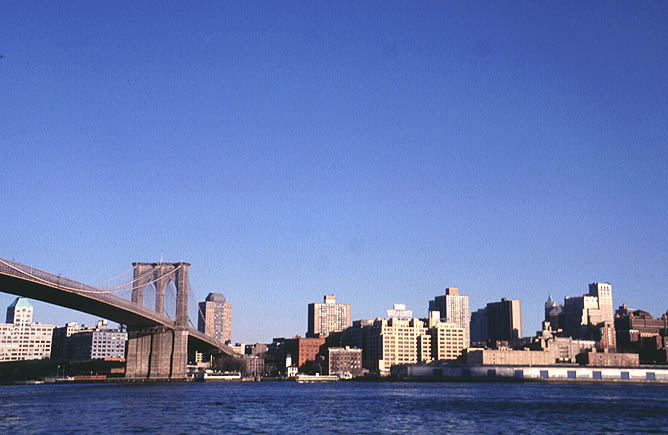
[[0, 257, 235, 380]]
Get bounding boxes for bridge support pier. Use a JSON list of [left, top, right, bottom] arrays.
[[125, 262, 190, 381], [125, 326, 189, 380]]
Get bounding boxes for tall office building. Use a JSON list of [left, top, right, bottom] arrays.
[[0, 297, 54, 361], [428, 288, 470, 347], [562, 283, 614, 339], [307, 294, 351, 337], [486, 298, 522, 344], [470, 307, 489, 345], [588, 282, 614, 324], [198, 292, 233, 344]]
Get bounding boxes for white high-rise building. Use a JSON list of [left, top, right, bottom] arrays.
[[0, 297, 54, 361], [428, 288, 470, 347], [307, 294, 351, 337]]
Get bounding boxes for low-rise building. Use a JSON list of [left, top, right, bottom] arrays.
[[284, 336, 326, 368], [576, 350, 640, 367], [51, 321, 81, 360], [245, 343, 268, 356], [69, 320, 127, 360], [241, 355, 264, 378], [229, 343, 245, 355], [615, 305, 667, 363], [467, 347, 555, 366], [326, 347, 363, 376]]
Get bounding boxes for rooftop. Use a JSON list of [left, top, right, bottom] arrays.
[[8, 297, 32, 309]]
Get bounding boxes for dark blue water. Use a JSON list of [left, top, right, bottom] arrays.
[[1, 382, 666, 433]]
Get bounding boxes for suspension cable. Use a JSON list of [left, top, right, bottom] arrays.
[[90, 267, 134, 287], [100, 264, 161, 291]]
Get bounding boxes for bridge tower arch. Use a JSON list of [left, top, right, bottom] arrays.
[[126, 262, 190, 380]]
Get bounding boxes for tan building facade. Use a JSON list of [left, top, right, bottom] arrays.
[[365, 318, 430, 375], [428, 312, 466, 361], [198, 292, 232, 344]]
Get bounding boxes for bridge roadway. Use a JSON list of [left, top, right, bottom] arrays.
[[0, 258, 235, 357]]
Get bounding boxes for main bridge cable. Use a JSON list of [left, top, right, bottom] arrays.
[[0, 258, 182, 296]]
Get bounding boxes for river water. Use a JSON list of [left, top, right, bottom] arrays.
[[1, 381, 666, 433]]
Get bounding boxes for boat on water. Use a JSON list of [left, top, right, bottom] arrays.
[[195, 370, 242, 382], [295, 373, 339, 383]]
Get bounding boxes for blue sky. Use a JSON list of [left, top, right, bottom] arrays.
[[1, 2, 667, 343]]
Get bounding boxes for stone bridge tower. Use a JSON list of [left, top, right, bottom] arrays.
[[125, 262, 190, 380]]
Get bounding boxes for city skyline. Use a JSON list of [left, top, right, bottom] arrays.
[[2, 3, 667, 343]]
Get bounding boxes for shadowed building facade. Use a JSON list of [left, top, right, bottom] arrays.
[[486, 298, 522, 345]]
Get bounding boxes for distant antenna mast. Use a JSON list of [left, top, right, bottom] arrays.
[[160, 249, 163, 264]]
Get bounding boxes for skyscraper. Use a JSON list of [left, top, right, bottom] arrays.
[[428, 288, 470, 347], [307, 294, 351, 337], [470, 307, 488, 345], [561, 282, 614, 339], [544, 294, 557, 321], [588, 282, 614, 324], [486, 298, 522, 344], [198, 292, 232, 344]]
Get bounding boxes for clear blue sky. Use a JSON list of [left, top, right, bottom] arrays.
[[1, 2, 667, 343]]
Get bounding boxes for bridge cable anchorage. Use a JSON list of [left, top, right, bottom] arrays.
[[0, 258, 182, 296]]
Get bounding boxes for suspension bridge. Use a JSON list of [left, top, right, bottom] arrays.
[[0, 257, 236, 380]]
